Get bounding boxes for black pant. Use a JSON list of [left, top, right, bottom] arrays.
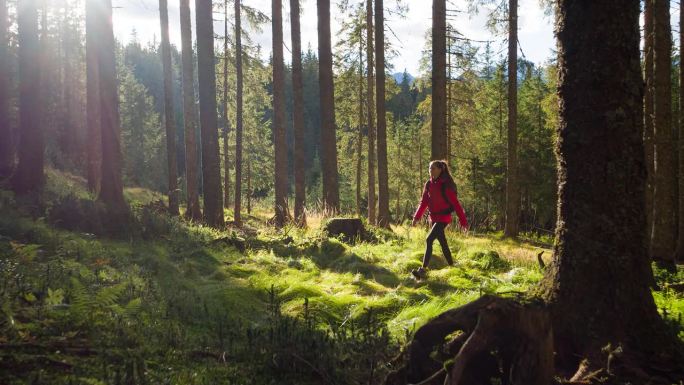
[[422, 222, 453, 267]]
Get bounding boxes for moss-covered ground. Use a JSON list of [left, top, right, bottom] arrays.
[[1, 170, 682, 384]]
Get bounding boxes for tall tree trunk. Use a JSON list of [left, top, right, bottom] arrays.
[[196, 0, 224, 227], [375, 0, 389, 227], [651, 0, 676, 266], [12, 0, 43, 194], [541, 0, 666, 363], [446, 26, 451, 165], [223, 0, 231, 210], [159, 0, 179, 216], [356, 28, 364, 217], [676, 3, 684, 262], [504, 0, 519, 238], [0, 0, 12, 178], [366, 0, 376, 225], [317, 0, 340, 213], [97, 0, 125, 209], [431, 0, 447, 160], [272, 0, 289, 228], [179, 0, 201, 220], [644, 0, 655, 243], [234, 0, 244, 226], [85, 0, 101, 193], [291, 0, 306, 227]]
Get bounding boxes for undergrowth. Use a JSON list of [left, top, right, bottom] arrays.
[[1, 170, 682, 384]]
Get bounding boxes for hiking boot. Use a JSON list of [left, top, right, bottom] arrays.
[[411, 267, 427, 280]]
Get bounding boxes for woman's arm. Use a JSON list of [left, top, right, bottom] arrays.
[[412, 182, 429, 224]]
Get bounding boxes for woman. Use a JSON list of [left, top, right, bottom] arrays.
[[411, 160, 468, 280]]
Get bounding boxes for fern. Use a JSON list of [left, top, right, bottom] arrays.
[[70, 277, 91, 316], [94, 282, 126, 308], [123, 298, 142, 319]]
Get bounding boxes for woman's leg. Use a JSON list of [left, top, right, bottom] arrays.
[[422, 222, 447, 268], [435, 223, 454, 265]]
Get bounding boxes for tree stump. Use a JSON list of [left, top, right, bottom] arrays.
[[384, 295, 553, 385], [323, 217, 368, 243]]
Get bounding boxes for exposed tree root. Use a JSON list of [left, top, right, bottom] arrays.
[[383, 295, 684, 385], [385, 295, 552, 385]]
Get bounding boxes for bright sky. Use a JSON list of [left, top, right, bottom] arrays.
[[112, 0, 556, 75]]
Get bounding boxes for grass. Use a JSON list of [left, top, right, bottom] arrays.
[[1, 169, 683, 384]]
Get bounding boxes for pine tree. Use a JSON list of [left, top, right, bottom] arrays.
[[222, 0, 231, 210], [159, 0, 179, 215], [12, 0, 43, 194], [272, 0, 290, 227], [542, 0, 674, 365], [86, 0, 101, 193], [0, 0, 12, 178], [366, 0, 376, 224], [651, 0, 675, 266], [317, 0, 340, 212], [196, 0, 224, 227], [97, 0, 125, 209], [375, 0, 389, 227], [644, 0, 655, 240], [504, 0, 519, 237], [234, 0, 244, 226], [179, 0, 201, 220], [431, 0, 447, 160], [291, 0, 306, 226]]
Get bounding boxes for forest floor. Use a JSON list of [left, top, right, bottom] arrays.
[[1, 169, 683, 385]]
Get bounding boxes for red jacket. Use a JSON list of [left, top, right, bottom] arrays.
[[413, 176, 468, 228]]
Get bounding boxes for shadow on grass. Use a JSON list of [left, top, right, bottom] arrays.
[[309, 239, 401, 287]]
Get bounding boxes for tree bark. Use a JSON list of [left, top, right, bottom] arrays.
[[234, 0, 244, 226], [375, 0, 389, 227], [159, 0, 179, 216], [272, 0, 290, 228], [366, 0, 376, 225], [504, 0, 519, 237], [291, 0, 306, 227], [317, 0, 340, 213], [11, 0, 43, 194], [196, 0, 224, 227], [541, 0, 667, 363], [223, 0, 231, 210], [85, 0, 101, 194], [676, 2, 684, 262], [651, 0, 676, 266], [0, 0, 12, 179], [179, 0, 201, 220], [431, 0, 447, 160], [644, 0, 655, 245], [97, 0, 125, 209], [357, 27, 364, 217]]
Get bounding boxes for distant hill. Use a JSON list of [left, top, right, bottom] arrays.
[[392, 71, 414, 85]]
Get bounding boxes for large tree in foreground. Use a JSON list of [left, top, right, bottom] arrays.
[[317, 0, 340, 213], [196, 0, 224, 227], [159, 0, 179, 216], [179, 0, 201, 220], [11, 0, 43, 194], [386, 1, 682, 383], [540, 0, 671, 366], [644, 0, 655, 243]]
